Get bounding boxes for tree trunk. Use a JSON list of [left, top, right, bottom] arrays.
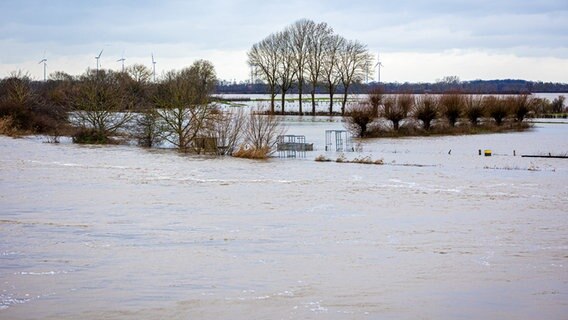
[[341, 85, 349, 116], [269, 86, 275, 114], [311, 90, 316, 115], [393, 120, 399, 131], [298, 78, 303, 115], [281, 91, 286, 114], [329, 91, 334, 115]]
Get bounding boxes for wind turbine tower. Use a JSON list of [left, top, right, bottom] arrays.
[[95, 49, 104, 72], [151, 53, 157, 82], [117, 52, 126, 72], [38, 55, 47, 82], [375, 53, 384, 83]]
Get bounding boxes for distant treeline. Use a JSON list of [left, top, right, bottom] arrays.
[[217, 79, 568, 95]]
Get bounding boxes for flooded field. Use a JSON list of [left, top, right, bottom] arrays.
[[1, 118, 567, 319]]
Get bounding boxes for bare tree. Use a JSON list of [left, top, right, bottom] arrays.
[[211, 107, 246, 155], [153, 60, 217, 151], [71, 69, 133, 143], [248, 35, 281, 113], [321, 34, 345, 115], [234, 107, 286, 159], [289, 19, 314, 114], [305, 21, 333, 115], [126, 64, 152, 84], [337, 39, 372, 115], [276, 30, 297, 114]]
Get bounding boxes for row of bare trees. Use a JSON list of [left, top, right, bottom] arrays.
[[248, 19, 373, 116], [347, 90, 543, 137], [0, 62, 284, 158]]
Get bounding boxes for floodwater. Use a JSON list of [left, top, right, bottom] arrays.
[[1, 118, 567, 319]]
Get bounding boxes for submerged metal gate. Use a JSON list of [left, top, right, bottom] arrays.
[[325, 130, 353, 152]]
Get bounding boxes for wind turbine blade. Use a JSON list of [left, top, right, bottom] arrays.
[[97, 49, 103, 58]]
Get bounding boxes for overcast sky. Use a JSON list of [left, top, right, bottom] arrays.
[[1, 0, 567, 83]]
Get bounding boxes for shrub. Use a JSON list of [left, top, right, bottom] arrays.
[[133, 110, 162, 148], [484, 96, 508, 126], [413, 95, 438, 130], [367, 86, 385, 117], [72, 128, 111, 144], [0, 116, 19, 136], [551, 95, 565, 114], [440, 92, 463, 127], [232, 146, 271, 159], [0, 73, 68, 135], [382, 94, 413, 131], [315, 154, 331, 162], [508, 94, 532, 123], [240, 109, 284, 154], [346, 104, 376, 137], [464, 95, 484, 126]]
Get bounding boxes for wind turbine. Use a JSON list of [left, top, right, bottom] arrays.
[[95, 49, 104, 71], [151, 53, 157, 82], [117, 52, 126, 72], [38, 53, 47, 82], [375, 53, 384, 83]]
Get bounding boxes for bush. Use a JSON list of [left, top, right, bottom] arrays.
[[413, 95, 438, 130], [72, 128, 112, 144], [346, 104, 376, 137], [464, 95, 484, 126], [382, 94, 413, 131], [484, 96, 508, 126], [0, 116, 19, 136], [367, 86, 384, 117], [551, 95, 565, 114], [508, 94, 532, 123], [133, 110, 162, 148], [0, 73, 68, 136], [232, 146, 271, 159], [440, 92, 463, 127]]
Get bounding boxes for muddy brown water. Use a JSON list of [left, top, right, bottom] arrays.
[[1, 119, 567, 319]]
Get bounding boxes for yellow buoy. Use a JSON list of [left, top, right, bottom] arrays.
[[484, 149, 492, 156]]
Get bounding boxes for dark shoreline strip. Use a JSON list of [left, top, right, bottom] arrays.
[[521, 155, 568, 159]]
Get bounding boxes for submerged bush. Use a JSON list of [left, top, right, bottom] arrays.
[[440, 92, 463, 127], [72, 128, 112, 144], [346, 104, 376, 137], [507, 95, 532, 122], [464, 95, 484, 126], [367, 86, 385, 117], [232, 146, 271, 159], [484, 96, 508, 126], [413, 95, 438, 130], [382, 94, 413, 131]]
